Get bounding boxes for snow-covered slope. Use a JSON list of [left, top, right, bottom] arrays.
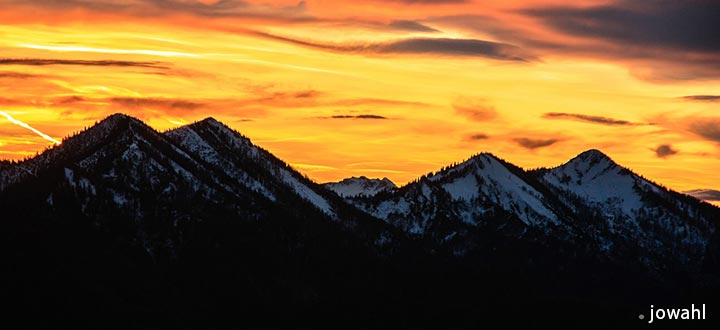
[[351, 153, 569, 238], [345, 149, 719, 269], [166, 118, 337, 217], [324, 176, 397, 198], [538, 149, 715, 269]]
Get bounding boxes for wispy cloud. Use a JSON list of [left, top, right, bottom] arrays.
[[329, 114, 388, 119], [7, 0, 312, 20], [109, 97, 204, 110], [387, 20, 439, 32], [253, 32, 534, 61], [0, 71, 45, 79], [453, 97, 496, 121], [0, 58, 166, 69], [18, 43, 198, 58], [543, 112, 637, 126], [681, 95, 720, 102]]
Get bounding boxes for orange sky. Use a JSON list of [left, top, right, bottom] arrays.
[[0, 0, 719, 202]]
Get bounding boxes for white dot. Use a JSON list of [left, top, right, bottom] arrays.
[[639, 314, 645, 320]]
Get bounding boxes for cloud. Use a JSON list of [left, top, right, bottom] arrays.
[[521, 1, 720, 80], [514, 137, 559, 150], [524, 2, 720, 52], [689, 119, 720, 143], [542, 112, 637, 126], [387, 20, 439, 32], [383, 0, 467, 3], [467, 133, 489, 140], [109, 97, 204, 110], [453, 97, 496, 121], [682, 95, 720, 102], [684, 189, 720, 201], [329, 114, 388, 119], [253, 32, 534, 61], [654, 144, 678, 158], [332, 98, 428, 107], [8, 0, 311, 20], [0, 58, 166, 69], [0, 71, 45, 79]]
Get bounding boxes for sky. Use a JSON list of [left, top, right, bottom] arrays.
[[0, 0, 719, 203]]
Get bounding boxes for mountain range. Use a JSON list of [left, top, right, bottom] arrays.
[[2, 114, 719, 329]]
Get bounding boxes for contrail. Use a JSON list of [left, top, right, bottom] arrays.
[[0, 111, 61, 145]]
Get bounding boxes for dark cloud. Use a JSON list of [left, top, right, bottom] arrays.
[[684, 189, 720, 201], [524, 2, 720, 52], [330, 114, 388, 119], [543, 112, 636, 126], [453, 97, 496, 121], [0, 58, 166, 69], [147, 0, 309, 19], [109, 97, 204, 110], [384, 0, 467, 3], [682, 95, 720, 102], [518, 1, 720, 81], [54, 96, 86, 105], [0, 71, 45, 79], [388, 20, 439, 33], [690, 119, 720, 143], [253, 32, 534, 61], [9, 0, 311, 20], [467, 133, 489, 140], [0, 97, 27, 106], [654, 144, 678, 158], [332, 98, 428, 107], [426, 14, 530, 44], [377, 38, 532, 60], [514, 138, 559, 150]]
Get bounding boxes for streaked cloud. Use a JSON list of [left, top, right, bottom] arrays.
[[387, 20, 439, 32], [18, 43, 199, 58], [543, 112, 637, 126], [109, 97, 205, 111], [0, 58, 166, 69], [682, 95, 720, 102], [254, 32, 534, 61], [329, 114, 388, 119]]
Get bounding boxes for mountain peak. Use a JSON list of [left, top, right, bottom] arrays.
[[574, 149, 612, 162], [324, 176, 397, 198], [198, 117, 220, 125]]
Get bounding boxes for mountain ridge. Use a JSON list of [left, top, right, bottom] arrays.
[[2, 113, 720, 328]]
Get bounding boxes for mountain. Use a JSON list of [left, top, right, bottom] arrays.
[[323, 176, 397, 197], [2, 114, 720, 328], [344, 149, 719, 271], [537, 149, 717, 271], [0, 114, 403, 329]]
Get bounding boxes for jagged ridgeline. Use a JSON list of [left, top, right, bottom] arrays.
[[1, 114, 719, 329]]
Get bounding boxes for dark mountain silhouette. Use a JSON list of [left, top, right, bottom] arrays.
[[1, 114, 719, 329]]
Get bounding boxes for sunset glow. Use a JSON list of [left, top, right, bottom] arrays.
[[0, 0, 719, 202]]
